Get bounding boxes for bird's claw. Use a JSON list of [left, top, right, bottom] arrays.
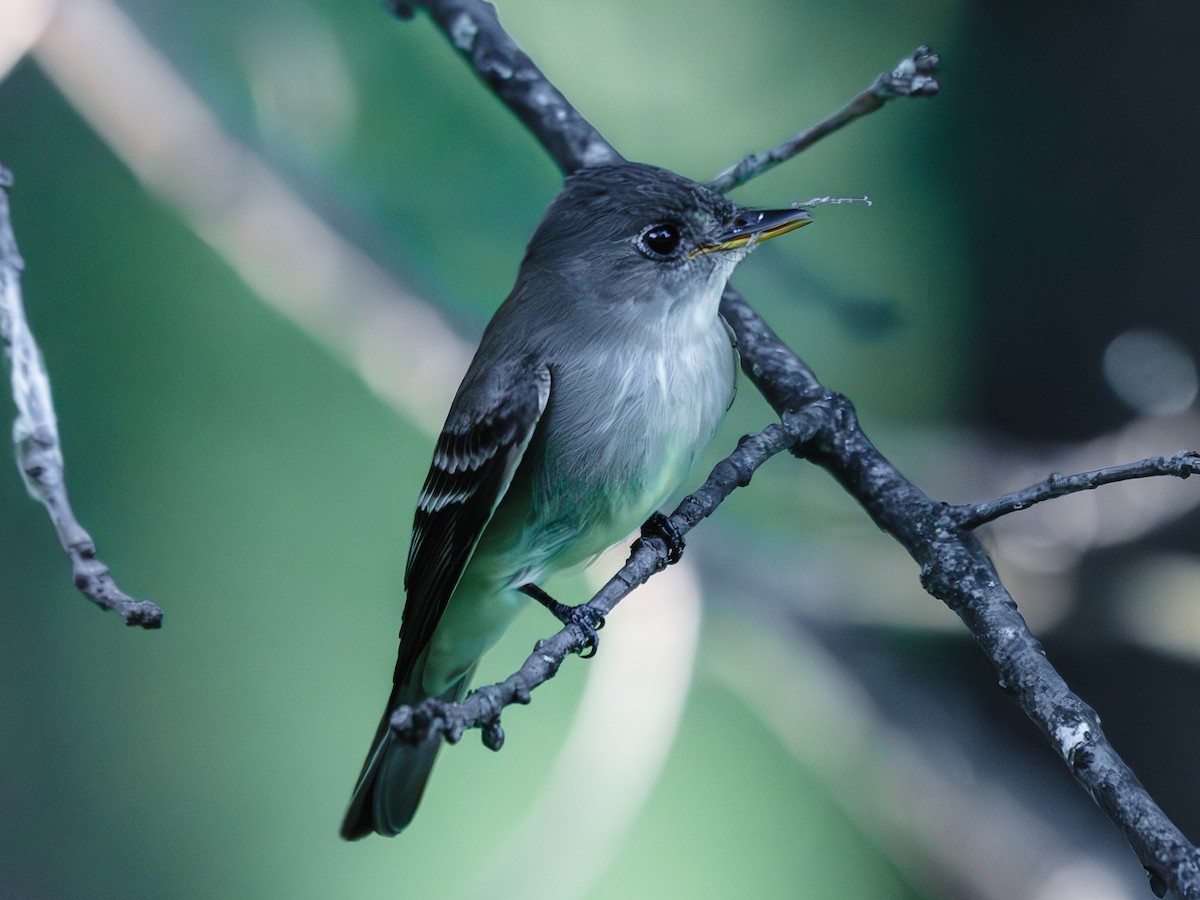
[[634, 511, 685, 565], [519, 583, 605, 657], [564, 604, 605, 658]]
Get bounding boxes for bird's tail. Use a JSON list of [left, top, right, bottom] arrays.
[[339, 672, 472, 839]]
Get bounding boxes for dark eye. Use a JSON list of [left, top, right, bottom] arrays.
[[639, 223, 683, 258]]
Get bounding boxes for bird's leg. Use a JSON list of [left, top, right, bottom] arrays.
[[519, 583, 605, 658], [633, 511, 685, 564]]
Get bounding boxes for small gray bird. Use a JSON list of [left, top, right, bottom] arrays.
[[341, 162, 810, 839]]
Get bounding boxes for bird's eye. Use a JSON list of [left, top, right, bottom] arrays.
[[639, 223, 683, 259]]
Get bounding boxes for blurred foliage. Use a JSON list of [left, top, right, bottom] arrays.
[[3, 1, 1200, 898]]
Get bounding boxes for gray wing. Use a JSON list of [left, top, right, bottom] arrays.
[[392, 355, 551, 688]]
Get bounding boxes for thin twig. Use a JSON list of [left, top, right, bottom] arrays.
[[955, 450, 1200, 529], [794, 195, 872, 208], [0, 165, 162, 629], [706, 45, 939, 195]]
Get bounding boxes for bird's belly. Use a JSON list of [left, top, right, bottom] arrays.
[[420, 565, 525, 696], [423, 324, 735, 694], [545, 436, 693, 569], [524, 328, 736, 572]]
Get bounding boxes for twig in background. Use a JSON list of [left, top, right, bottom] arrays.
[[0, 165, 161, 628]]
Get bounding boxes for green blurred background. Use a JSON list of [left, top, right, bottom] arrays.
[[3, 1, 1200, 898]]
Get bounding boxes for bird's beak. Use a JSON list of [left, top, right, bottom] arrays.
[[693, 207, 812, 257]]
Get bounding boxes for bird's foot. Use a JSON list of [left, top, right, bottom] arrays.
[[519, 583, 604, 658], [633, 511, 685, 565]]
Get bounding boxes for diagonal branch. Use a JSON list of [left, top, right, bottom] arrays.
[[391, 419, 808, 749], [719, 291, 1200, 899], [394, 3, 1200, 895], [706, 45, 940, 195], [0, 165, 162, 628]]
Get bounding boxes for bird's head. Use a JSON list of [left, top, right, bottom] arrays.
[[518, 162, 810, 325]]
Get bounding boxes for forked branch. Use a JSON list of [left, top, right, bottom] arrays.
[[391, 2, 1199, 895]]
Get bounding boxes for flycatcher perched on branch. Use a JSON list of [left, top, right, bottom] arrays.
[[341, 162, 810, 838]]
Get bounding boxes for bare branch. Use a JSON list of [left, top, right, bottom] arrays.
[[955, 449, 1200, 529], [0, 165, 162, 629], [719, 288, 1200, 899], [706, 45, 940, 195], [390, 420, 805, 747], [396, 0, 622, 174]]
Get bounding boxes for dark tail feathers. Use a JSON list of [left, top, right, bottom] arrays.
[[340, 718, 441, 839], [340, 671, 472, 839]]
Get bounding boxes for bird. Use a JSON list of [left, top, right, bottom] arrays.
[[340, 161, 811, 839]]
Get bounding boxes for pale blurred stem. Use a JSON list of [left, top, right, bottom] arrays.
[[955, 450, 1200, 528], [0, 165, 162, 629], [401, 2, 1200, 895]]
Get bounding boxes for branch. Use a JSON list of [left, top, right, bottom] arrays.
[[391, 420, 806, 748], [392, 0, 622, 174], [955, 449, 1200, 529], [393, 5, 1199, 895], [706, 45, 940, 195], [0, 165, 162, 629], [718, 290, 1200, 899]]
